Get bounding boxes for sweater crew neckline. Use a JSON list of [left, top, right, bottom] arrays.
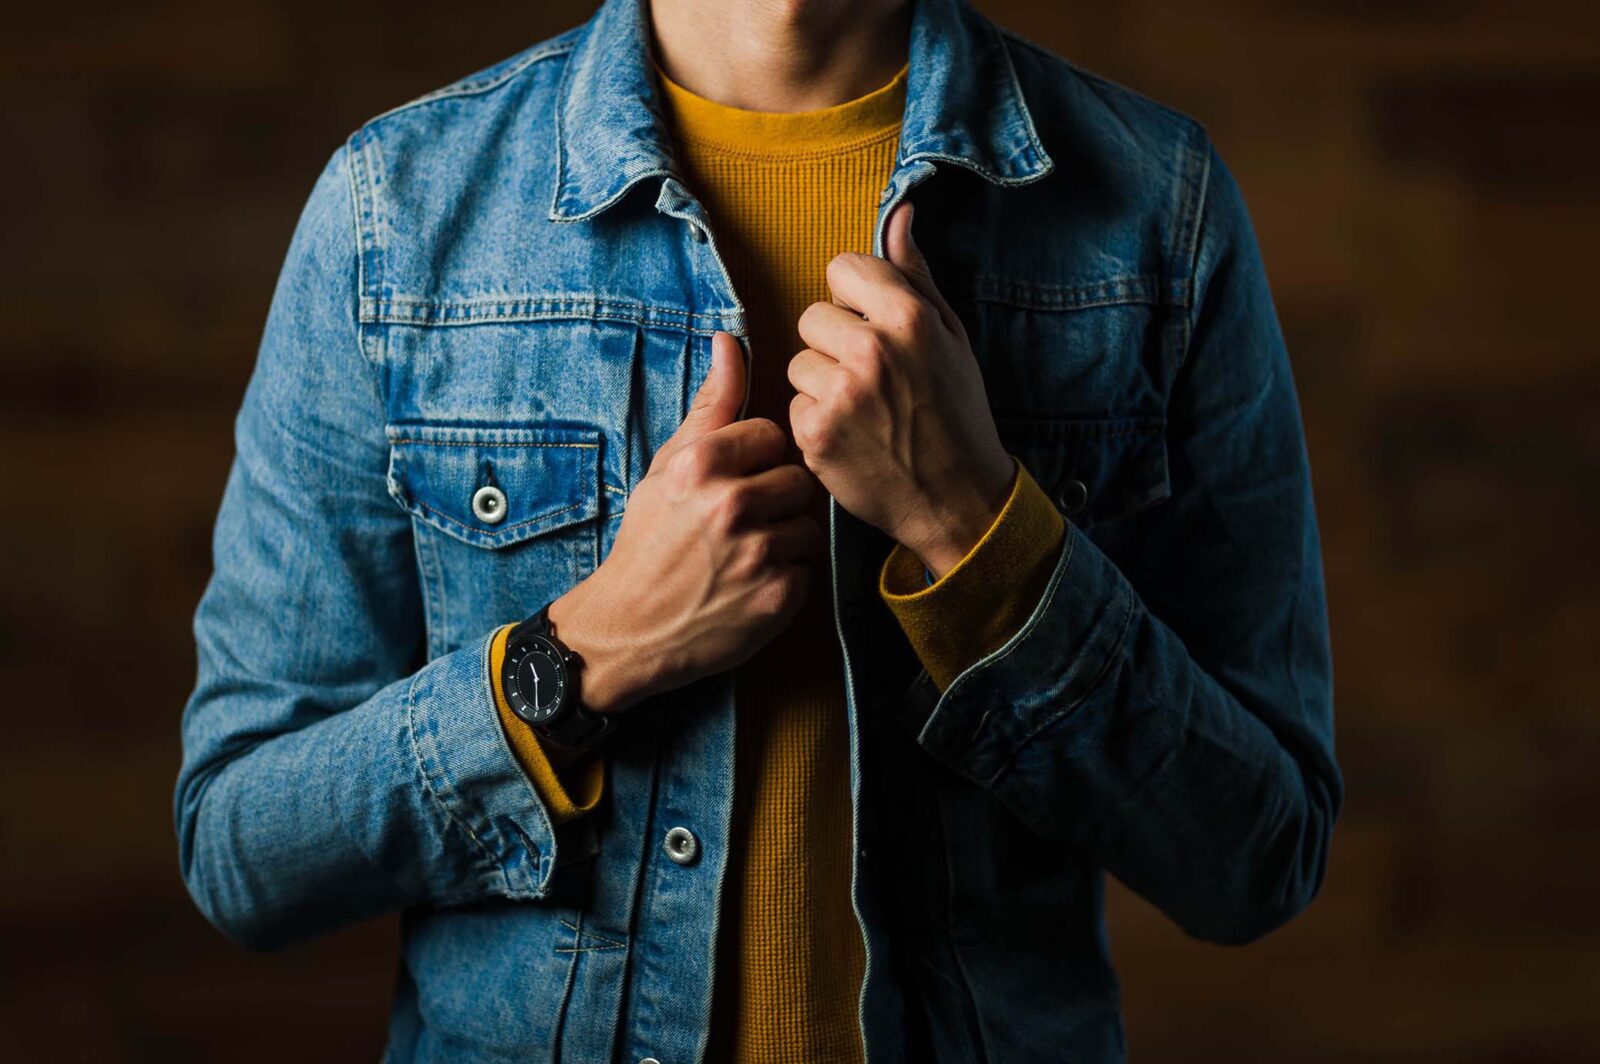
[[654, 60, 909, 156]]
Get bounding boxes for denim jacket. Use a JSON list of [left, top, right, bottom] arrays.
[[174, 0, 1342, 1059]]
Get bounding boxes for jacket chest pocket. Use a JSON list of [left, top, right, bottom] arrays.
[[994, 414, 1171, 530], [386, 421, 605, 658]]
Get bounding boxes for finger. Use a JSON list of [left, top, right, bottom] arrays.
[[797, 301, 879, 369], [884, 200, 959, 332], [786, 345, 845, 400], [737, 462, 821, 523], [657, 330, 746, 466], [825, 251, 922, 325], [695, 415, 789, 478], [762, 512, 826, 563], [789, 391, 821, 456]]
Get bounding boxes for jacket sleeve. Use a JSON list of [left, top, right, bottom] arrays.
[[894, 139, 1342, 946], [174, 142, 576, 951]]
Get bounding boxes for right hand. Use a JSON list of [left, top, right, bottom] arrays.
[[546, 331, 826, 715]]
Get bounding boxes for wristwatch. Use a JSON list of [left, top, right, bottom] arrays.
[[500, 602, 614, 752]]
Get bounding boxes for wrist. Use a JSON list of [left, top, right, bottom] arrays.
[[901, 454, 1017, 579], [546, 576, 656, 716]]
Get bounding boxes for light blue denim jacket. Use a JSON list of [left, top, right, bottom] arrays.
[[175, 0, 1342, 1059]]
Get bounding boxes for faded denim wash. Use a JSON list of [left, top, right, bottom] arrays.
[[174, 0, 1342, 1059]]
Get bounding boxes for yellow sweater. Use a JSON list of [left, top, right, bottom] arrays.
[[489, 57, 1067, 1061]]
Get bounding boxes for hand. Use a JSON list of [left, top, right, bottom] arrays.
[[786, 200, 1015, 578], [547, 333, 825, 714]]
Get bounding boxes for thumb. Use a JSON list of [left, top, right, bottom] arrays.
[[885, 201, 957, 332], [675, 330, 746, 444]]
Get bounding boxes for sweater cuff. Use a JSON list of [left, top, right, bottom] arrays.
[[489, 623, 605, 824], [879, 455, 1067, 693]]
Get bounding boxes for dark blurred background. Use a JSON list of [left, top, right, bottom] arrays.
[[3, 1, 1597, 1060]]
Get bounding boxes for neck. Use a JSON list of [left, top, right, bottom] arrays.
[[648, 0, 912, 113]]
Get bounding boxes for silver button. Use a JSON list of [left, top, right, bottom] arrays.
[[471, 484, 508, 524], [689, 222, 707, 243], [663, 826, 699, 865], [879, 183, 895, 201], [641, 1058, 662, 1064], [1055, 478, 1088, 516]]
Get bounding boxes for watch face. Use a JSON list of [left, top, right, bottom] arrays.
[[504, 633, 568, 725]]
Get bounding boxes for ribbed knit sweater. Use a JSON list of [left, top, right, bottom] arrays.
[[488, 55, 1068, 1063]]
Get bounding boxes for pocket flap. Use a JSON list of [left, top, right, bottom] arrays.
[[386, 422, 602, 548], [995, 415, 1170, 526]]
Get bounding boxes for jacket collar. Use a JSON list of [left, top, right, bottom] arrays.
[[549, 0, 1054, 222]]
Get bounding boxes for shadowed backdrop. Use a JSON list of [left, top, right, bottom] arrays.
[[2, 1, 1596, 1060]]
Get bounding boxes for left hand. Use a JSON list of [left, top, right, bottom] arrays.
[[785, 200, 1016, 577]]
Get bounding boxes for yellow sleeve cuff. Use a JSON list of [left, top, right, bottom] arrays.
[[489, 622, 605, 824], [879, 455, 1067, 693]]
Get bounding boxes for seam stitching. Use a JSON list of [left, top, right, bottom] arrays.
[[387, 439, 598, 449], [363, 38, 579, 128]]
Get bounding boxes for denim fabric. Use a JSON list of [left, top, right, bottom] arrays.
[[174, 0, 1341, 1059]]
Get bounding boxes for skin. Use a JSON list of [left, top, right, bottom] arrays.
[[649, 0, 914, 113], [542, 0, 1015, 766]]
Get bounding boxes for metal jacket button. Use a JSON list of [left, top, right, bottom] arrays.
[[689, 222, 708, 243], [472, 485, 508, 524], [663, 825, 699, 865]]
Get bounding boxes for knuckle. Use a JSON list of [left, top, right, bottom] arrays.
[[854, 354, 885, 393], [670, 440, 718, 485], [852, 330, 890, 367], [805, 415, 838, 457], [888, 296, 927, 335], [789, 411, 813, 453], [748, 530, 780, 569], [837, 371, 874, 414], [709, 484, 753, 532]]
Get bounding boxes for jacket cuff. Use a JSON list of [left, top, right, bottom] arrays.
[[488, 623, 605, 823], [879, 455, 1067, 692]]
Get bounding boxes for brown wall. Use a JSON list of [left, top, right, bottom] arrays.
[[3, 1, 1596, 1060]]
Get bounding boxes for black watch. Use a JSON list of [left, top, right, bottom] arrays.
[[501, 602, 614, 752]]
